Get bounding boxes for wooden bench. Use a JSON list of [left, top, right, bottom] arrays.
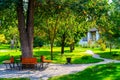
[[3, 56, 15, 69], [40, 55, 52, 68], [21, 57, 38, 69]]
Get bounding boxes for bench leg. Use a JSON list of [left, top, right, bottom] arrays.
[[4, 63, 8, 69], [38, 63, 43, 70]]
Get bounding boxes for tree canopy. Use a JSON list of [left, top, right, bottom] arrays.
[[0, 0, 119, 58]]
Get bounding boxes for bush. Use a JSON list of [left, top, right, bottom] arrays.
[[33, 36, 43, 47], [100, 43, 106, 51], [0, 34, 7, 43], [97, 39, 106, 51]]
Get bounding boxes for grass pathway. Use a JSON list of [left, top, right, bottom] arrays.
[[0, 50, 120, 80]]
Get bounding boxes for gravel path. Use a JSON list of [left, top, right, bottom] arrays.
[[0, 50, 120, 80]]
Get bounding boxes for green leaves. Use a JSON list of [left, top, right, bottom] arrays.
[[0, 0, 18, 11]]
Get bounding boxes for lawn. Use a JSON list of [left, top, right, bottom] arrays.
[[0, 78, 30, 80], [48, 62, 120, 80], [93, 48, 120, 60], [1, 44, 120, 80], [0, 44, 102, 64]]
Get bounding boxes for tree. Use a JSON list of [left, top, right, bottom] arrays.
[[0, 0, 35, 57], [95, 0, 120, 52], [34, 0, 62, 60], [17, 0, 35, 57]]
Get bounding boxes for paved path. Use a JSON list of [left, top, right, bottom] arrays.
[[0, 50, 120, 80]]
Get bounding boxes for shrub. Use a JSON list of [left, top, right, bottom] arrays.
[[0, 34, 7, 43], [97, 39, 106, 51], [100, 43, 106, 51], [34, 36, 43, 47]]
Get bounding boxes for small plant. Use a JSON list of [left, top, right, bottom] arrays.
[[100, 43, 106, 51], [97, 39, 106, 51]]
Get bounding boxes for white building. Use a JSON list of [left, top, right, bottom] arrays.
[[79, 28, 100, 47]]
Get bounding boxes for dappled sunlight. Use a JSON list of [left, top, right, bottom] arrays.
[[1, 45, 120, 80]]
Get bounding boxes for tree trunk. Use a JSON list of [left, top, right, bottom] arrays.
[[26, 0, 35, 57], [50, 42, 53, 60], [70, 42, 74, 52], [17, 0, 35, 58], [70, 44, 73, 52], [73, 42, 75, 50], [61, 33, 66, 55], [110, 42, 112, 54]]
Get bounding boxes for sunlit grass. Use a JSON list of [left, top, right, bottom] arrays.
[[93, 48, 120, 60], [0, 78, 30, 80], [0, 45, 102, 64], [48, 63, 120, 80]]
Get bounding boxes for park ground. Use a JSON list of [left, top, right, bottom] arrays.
[[0, 44, 120, 80]]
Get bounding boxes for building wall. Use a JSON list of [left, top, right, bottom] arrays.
[[79, 28, 100, 46]]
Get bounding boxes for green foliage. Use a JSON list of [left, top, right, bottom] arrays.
[[97, 39, 106, 51], [96, 0, 120, 49], [33, 36, 44, 47], [0, 34, 7, 43], [0, 0, 120, 58], [100, 43, 106, 51]]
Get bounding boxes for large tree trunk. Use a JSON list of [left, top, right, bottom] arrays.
[[17, 0, 35, 58]]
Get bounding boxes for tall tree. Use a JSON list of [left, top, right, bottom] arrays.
[[34, 0, 62, 60], [0, 0, 35, 58], [17, 0, 35, 57], [95, 0, 120, 52]]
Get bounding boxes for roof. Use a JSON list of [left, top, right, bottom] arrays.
[[89, 28, 97, 32]]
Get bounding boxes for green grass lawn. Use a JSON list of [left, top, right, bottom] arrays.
[[1, 44, 120, 64], [0, 44, 102, 64], [93, 48, 120, 60], [0, 78, 30, 80], [48, 63, 120, 80], [1, 44, 120, 80]]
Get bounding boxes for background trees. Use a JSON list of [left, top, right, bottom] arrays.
[[0, 0, 119, 59], [0, 0, 35, 57], [96, 0, 120, 52]]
